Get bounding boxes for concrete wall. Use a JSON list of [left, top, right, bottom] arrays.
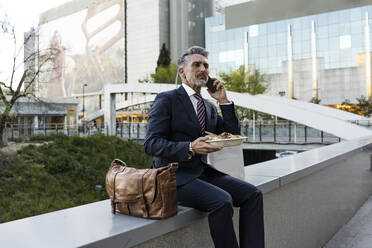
[[225, 0, 372, 29], [134, 147, 372, 248], [127, 0, 169, 83]]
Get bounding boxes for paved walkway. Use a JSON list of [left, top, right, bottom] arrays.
[[324, 195, 372, 248]]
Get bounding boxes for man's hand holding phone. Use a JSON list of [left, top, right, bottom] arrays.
[[206, 76, 229, 104]]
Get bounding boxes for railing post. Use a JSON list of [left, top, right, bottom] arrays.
[[288, 121, 291, 142], [294, 123, 297, 143], [137, 123, 140, 139], [44, 124, 46, 136], [121, 123, 123, 137], [304, 126, 307, 142], [128, 123, 131, 139], [144, 124, 147, 140], [259, 121, 262, 142], [321, 131, 324, 143], [273, 121, 276, 143], [11, 124, 14, 140], [252, 113, 256, 142]]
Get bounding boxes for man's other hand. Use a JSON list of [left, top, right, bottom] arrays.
[[191, 137, 223, 155]]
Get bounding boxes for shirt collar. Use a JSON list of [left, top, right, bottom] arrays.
[[182, 83, 197, 97]]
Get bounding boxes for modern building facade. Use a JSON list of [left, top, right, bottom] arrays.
[[169, 0, 214, 62], [205, 0, 372, 104]]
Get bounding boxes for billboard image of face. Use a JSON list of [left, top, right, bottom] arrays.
[[38, 0, 124, 98]]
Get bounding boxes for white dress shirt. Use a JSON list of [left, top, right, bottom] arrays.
[[182, 83, 200, 115], [181, 83, 232, 116]]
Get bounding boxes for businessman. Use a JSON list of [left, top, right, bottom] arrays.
[[144, 46, 264, 248]]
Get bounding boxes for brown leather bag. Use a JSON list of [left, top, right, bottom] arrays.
[[105, 159, 179, 219]]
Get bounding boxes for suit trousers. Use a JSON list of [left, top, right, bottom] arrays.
[[177, 165, 265, 248]]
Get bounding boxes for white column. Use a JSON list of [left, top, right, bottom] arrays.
[[365, 12, 371, 98], [23, 116, 28, 137], [75, 109, 78, 130], [287, 24, 294, 99], [34, 116, 39, 129], [311, 20, 318, 101], [104, 85, 116, 135]]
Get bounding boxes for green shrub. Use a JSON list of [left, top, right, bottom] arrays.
[[0, 134, 152, 223]]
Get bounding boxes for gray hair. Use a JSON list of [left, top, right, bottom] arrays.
[[177, 46, 209, 67]]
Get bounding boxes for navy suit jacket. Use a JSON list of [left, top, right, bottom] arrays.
[[144, 85, 240, 186]]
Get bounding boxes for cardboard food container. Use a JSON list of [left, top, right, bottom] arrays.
[[205, 137, 246, 147]]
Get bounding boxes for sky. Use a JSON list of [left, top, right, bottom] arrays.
[[0, 0, 70, 84]]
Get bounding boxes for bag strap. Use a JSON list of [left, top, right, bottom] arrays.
[[111, 165, 126, 214], [138, 169, 150, 218]]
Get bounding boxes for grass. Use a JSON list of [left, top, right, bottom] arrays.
[[0, 134, 152, 223]]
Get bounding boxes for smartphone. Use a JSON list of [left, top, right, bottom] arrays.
[[206, 76, 217, 93]]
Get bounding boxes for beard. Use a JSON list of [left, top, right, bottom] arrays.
[[186, 72, 207, 87]]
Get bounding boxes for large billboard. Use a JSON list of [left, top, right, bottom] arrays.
[[38, 0, 124, 98]]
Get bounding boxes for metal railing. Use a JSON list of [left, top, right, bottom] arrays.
[[5, 120, 340, 144], [349, 119, 372, 128], [240, 120, 340, 144]]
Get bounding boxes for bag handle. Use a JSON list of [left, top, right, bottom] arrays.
[[169, 162, 179, 173], [113, 159, 127, 167]]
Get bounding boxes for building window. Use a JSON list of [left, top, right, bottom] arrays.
[[340, 35, 351, 49], [219, 49, 244, 63]]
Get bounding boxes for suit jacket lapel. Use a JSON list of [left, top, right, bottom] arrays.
[[177, 86, 200, 128]]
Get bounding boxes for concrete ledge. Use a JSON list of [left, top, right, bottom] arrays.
[[1, 136, 372, 248]]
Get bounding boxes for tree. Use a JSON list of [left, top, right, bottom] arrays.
[[139, 43, 177, 84], [310, 97, 321, 104], [355, 96, 372, 117], [338, 96, 372, 117], [156, 43, 171, 68], [138, 63, 178, 84], [219, 66, 269, 119], [219, 66, 269, 94], [0, 19, 60, 146]]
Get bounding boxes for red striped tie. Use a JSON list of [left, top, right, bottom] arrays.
[[194, 93, 206, 134]]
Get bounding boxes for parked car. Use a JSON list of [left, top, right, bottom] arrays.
[[276, 150, 297, 158]]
